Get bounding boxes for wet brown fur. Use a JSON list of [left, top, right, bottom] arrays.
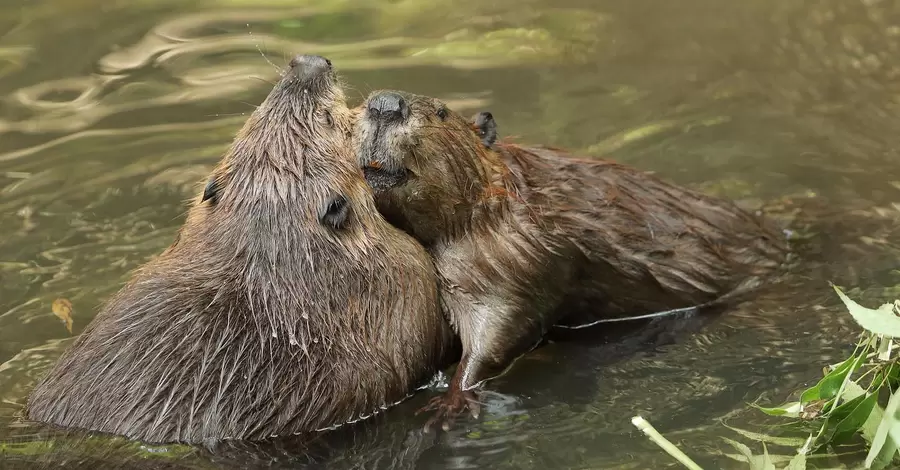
[[355, 90, 789, 425], [25, 59, 455, 444]]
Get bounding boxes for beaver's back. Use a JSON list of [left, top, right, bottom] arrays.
[[26, 219, 455, 444], [498, 143, 788, 321]]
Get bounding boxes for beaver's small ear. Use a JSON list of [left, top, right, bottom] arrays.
[[471, 111, 497, 148], [201, 177, 220, 205], [321, 194, 351, 229]]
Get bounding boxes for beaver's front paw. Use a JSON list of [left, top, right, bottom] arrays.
[[416, 388, 480, 432]]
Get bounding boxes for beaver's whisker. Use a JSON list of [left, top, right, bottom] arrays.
[[250, 76, 277, 87], [354, 83, 373, 103], [236, 100, 259, 109], [206, 113, 249, 118], [172, 207, 191, 223], [246, 25, 282, 76]]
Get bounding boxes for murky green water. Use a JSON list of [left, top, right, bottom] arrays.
[[2, 0, 900, 468]]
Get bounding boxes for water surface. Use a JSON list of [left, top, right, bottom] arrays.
[[2, 0, 900, 468]]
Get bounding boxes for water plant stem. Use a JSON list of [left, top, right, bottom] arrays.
[[631, 415, 704, 470]]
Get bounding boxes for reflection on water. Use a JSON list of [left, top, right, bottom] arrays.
[[2, 0, 900, 468]]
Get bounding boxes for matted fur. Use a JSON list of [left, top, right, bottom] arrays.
[[25, 59, 455, 444], [355, 89, 789, 425]]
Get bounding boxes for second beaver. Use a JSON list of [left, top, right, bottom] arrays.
[[25, 58, 456, 444], [355, 90, 788, 430]]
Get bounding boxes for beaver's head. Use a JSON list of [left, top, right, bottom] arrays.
[[184, 55, 376, 249], [355, 90, 502, 245], [173, 56, 409, 341]]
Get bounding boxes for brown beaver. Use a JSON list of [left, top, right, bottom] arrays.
[[355, 90, 789, 430], [25, 56, 456, 445]]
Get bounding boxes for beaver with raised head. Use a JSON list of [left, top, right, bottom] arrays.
[[355, 91, 788, 431], [25, 57, 455, 444]]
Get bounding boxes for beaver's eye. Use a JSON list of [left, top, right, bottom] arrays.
[[436, 106, 448, 120], [324, 111, 334, 127], [201, 178, 220, 205], [320, 194, 351, 229]]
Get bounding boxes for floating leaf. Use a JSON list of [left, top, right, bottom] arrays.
[[753, 402, 802, 418], [722, 438, 778, 470], [833, 284, 900, 337], [51, 298, 74, 334], [722, 437, 756, 463], [724, 424, 808, 447]]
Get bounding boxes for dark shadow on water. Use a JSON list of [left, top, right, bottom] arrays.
[[1, 305, 721, 470], [504, 302, 727, 405], [3, 415, 445, 470]]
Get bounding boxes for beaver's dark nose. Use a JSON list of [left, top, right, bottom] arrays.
[[367, 92, 408, 123], [289, 54, 332, 82]]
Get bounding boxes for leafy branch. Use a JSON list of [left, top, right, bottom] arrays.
[[632, 284, 900, 469]]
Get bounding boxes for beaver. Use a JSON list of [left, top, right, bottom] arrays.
[[25, 56, 456, 444], [355, 90, 788, 430]]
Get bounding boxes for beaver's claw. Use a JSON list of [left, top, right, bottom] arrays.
[[416, 388, 480, 432]]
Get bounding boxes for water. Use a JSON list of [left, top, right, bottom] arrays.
[[2, 0, 900, 468]]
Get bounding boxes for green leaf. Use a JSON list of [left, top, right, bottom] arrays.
[[833, 284, 900, 337], [866, 389, 900, 468], [785, 435, 812, 470], [877, 336, 894, 361], [753, 402, 802, 418], [861, 400, 885, 444], [824, 391, 877, 444], [760, 443, 777, 470], [722, 437, 755, 463], [784, 451, 807, 470], [721, 438, 781, 470], [879, 363, 900, 390], [800, 356, 858, 403], [840, 380, 867, 402], [862, 402, 898, 470]]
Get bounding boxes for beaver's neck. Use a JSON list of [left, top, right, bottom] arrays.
[[437, 148, 517, 244]]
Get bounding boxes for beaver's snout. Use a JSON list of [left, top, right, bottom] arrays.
[[288, 54, 332, 83], [367, 91, 409, 123], [358, 90, 414, 192]]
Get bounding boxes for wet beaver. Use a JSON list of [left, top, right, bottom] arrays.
[[355, 91, 788, 430], [25, 56, 455, 444]]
